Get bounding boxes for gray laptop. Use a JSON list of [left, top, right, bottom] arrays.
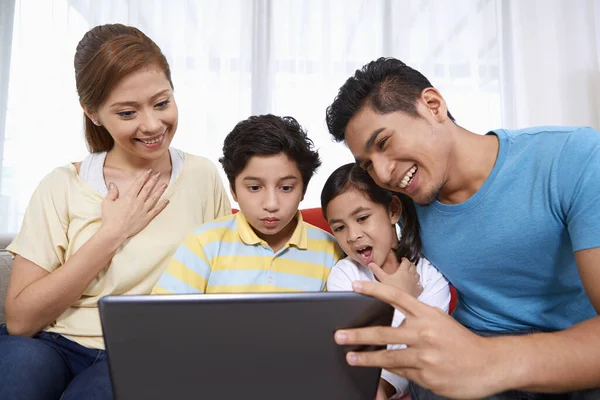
[[99, 292, 394, 400]]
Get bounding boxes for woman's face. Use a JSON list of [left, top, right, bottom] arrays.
[[90, 65, 177, 161]]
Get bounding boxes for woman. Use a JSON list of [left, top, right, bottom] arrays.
[[0, 23, 230, 400]]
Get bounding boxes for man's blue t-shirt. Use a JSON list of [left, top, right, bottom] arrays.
[[416, 126, 600, 332]]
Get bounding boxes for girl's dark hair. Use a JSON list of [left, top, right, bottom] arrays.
[[321, 163, 421, 264]]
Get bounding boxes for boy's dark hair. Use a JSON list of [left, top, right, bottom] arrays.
[[219, 114, 321, 193], [325, 57, 455, 142], [321, 163, 421, 264]]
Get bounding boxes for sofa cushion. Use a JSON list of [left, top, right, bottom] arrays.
[[299, 208, 331, 233], [0, 251, 13, 324]]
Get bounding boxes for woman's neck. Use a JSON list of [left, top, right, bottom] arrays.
[[104, 147, 172, 177]]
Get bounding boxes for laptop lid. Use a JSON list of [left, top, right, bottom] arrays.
[[99, 292, 394, 400]]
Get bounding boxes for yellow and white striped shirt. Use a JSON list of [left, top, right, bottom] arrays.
[[152, 211, 343, 294]]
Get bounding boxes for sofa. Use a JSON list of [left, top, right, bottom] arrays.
[[0, 234, 14, 325]]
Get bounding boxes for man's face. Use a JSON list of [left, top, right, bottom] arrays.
[[344, 101, 451, 205]]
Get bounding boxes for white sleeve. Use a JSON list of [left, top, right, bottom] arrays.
[[417, 257, 451, 313], [380, 258, 449, 398], [383, 309, 409, 398], [326, 258, 359, 291], [381, 370, 409, 398]]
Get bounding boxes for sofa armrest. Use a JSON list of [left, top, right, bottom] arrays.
[[0, 250, 13, 324]]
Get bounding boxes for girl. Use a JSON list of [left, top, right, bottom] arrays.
[[0, 24, 230, 400], [321, 163, 450, 400]]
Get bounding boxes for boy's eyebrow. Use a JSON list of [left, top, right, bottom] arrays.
[[242, 176, 262, 181], [328, 206, 371, 225], [242, 175, 298, 181], [108, 89, 171, 109]]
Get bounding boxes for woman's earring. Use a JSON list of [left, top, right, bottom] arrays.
[[92, 119, 100, 126]]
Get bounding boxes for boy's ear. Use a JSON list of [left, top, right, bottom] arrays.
[[389, 195, 402, 225], [229, 183, 238, 202]]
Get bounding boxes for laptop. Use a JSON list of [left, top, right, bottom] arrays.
[[99, 292, 394, 400]]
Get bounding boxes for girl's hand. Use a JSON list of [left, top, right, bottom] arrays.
[[369, 257, 423, 299], [100, 169, 169, 240]]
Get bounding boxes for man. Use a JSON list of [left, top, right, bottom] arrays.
[[326, 57, 600, 399]]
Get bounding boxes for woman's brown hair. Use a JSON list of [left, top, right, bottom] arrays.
[[74, 24, 173, 153]]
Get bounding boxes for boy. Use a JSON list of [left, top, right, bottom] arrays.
[[152, 114, 342, 294]]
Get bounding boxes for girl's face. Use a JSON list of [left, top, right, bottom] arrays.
[[88, 65, 177, 162], [326, 188, 401, 268]]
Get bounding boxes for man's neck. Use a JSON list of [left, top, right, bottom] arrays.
[[438, 125, 500, 204]]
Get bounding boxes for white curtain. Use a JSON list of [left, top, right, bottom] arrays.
[[0, 0, 15, 235], [499, 0, 600, 128], [0, 0, 598, 234]]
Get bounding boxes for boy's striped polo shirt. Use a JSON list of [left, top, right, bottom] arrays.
[[152, 211, 343, 294]]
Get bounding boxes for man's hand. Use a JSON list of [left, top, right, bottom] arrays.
[[369, 257, 423, 298], [334, 280, 506, 399]]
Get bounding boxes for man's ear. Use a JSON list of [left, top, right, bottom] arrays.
[[389, 195, 402, 225], [230, 183, 238, 203], [420, 87, 449, 123]]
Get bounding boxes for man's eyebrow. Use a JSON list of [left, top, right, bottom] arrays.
[[364, 127, 386, 153]]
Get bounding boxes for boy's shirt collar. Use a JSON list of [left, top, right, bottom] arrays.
[[235, 211, 308, 250]]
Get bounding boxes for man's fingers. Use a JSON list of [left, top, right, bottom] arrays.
[[345, 348, 419, 370], [351, 280, 424, 316], [385, 367, 422, 384], [335, 325, 418, 347]]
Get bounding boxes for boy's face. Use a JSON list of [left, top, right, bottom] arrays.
[[232, 153, 304, 246]]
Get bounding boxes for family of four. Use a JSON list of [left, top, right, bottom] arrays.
[[0, 23, 598, 400]]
